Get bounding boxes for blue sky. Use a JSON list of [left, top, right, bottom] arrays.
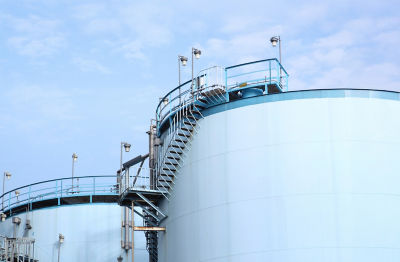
[[0, 0, 399, 189]]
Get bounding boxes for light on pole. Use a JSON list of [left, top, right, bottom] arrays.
[[71, 153, 78, 192], [270, 36, 282, 86], [178, 55, 188, 105], [119, 142, 131, 191], [2, 172, 11, 211], [178, 55, 188, 85], [191, 47, 202, 96], [15, 191, 20, 202], [58, 233, 64, 262]]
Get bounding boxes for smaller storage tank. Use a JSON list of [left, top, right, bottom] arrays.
[[0, 175, 148, 262]]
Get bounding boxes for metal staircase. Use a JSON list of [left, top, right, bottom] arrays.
[[155, 66, 227, 200], [155, 102, 205, 199]]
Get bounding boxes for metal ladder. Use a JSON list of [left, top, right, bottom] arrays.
[[143, 208, 158, 262]]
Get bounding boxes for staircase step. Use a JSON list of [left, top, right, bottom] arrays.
[[162, 166, 176, 171], [171, 143, 185, 149], [181, 126, 193, 131], [158, 177, 173, 183], [168, 149, 182, 155], [167, 155, 180, 160], [183, 118, 197, 125], [197, 97, 208, 104], [160, 171, 176, 177], [175, 136, 188, 143], [195, 100, 208, 108], [164, 161, 178, 166], [177, 132, 190, 137], [186, 113, 200, 120]]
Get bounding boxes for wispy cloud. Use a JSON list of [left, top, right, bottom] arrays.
[[3, 14, 66, 57], [73, 2, 173, 62], [73, 57, 111, 74], [4, 85, 79, 121]]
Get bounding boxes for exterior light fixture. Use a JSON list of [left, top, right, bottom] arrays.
[[71, 153, 78, 192], [270, 35, 283, 86], [119, 142, 132, 192], [162, 97, 169, 106], [123, 143, 131, 153], [4, 172, 11, 180], [2, 172, 12, 211], [15, 191, 20, 196], [179, 55, 188, 66], [58, 233, 64, 262], [1, 213, 6, 222], [59, 233, 64, 244], [191, 47, 202, 95], [270, 36, 279, 47], [269, 35, 282, 64], [193, 48, 201, 59], [178, 55, 188, 87]]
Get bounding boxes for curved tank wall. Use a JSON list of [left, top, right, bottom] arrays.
[[158, 89, 400, 261], [0, 203, 147, 262]]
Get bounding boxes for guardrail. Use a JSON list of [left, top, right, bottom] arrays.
[[155, 58, 288, 133], [225, 58, 288, 91], [120, 167, 157, 196], [0, 176, 119, 213]]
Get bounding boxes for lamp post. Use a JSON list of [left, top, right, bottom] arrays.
[[58, 233, 64, 262], [71, 153, 78, 192], [2, 172, 11, 211], [270, 36, 282, 86], [178, 55, 188, 105], [191, 47, 202, 96], [178, 55, 188, 85], [15, 191, 20, 202], [119, 142, 131, 191]]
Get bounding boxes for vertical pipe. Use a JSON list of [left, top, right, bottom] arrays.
[[278, 37, 282, 87], [2, 174, 5, 211], [131, 201, 134, 262], [57, 242, 61, 262], [71, 157, 74, 193], [125, 206, 129, 250], [119, 143, 123, 194], [178, 56, 181, 86], [191, 48, 194, 96]]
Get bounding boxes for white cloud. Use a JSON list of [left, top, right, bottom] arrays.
[[4, 15, 66, 57], [73, 2, 173, 61], [73, 57, 111, 74], [5, 85, 79, 121], [8, 35, 64, 57]]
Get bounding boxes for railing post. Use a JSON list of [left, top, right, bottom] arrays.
[[224, 68, 229, 102], [93, 177, 96, 195], [60, 180, 63, 198]]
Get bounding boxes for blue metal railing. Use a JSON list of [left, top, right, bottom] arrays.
[[0, 175, 119, 213], [155, 58, 288, 134], [225, 58, 288, 91]]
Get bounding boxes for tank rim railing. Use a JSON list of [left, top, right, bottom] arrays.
[[155, 58, 289, 136], [0, 175, 119, 214]]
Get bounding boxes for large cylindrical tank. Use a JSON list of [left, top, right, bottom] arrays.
[[158, 89, 400, 261]]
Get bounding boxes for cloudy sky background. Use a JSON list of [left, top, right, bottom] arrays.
[[1, 0, 399, 189]]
